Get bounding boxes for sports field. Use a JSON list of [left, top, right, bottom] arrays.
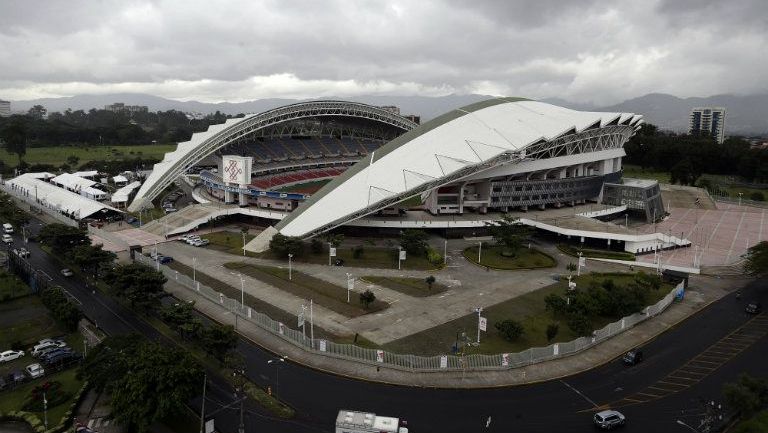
[[275, 179, 331, 194]]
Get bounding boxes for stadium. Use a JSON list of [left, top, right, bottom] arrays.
[[128, 97, 686, 255]]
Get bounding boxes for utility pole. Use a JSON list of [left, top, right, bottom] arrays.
[[199, 373, 207, 433], [478, 241, 482, 263], [288, 253, 293, 281], [310, 299, 314, 343]]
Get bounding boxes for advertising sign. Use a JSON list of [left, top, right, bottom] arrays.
[[298, 311, 305, 328], [501, 353, 509, 367], [399, 250, 407, 260], [376, 350, 384, 362], [479, 316, 487, 332], [222, 155, 253, 185], [319, 340, 327, 352], [329, 247, 337, 257], [440, 355, 448, 369]]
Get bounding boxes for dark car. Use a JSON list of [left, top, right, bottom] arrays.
[[745, 302, 762, 315], [41, 348, 73, 362], [622, 349, 643, 365], [8, 369, 25, 385], [159, 256, 174, 264]]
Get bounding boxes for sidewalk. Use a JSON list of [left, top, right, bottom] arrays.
[[163, 269, 747, 388]]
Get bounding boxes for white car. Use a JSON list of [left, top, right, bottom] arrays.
[[25, 363, 45, 379], [0, 350, 25, 363], [32, 340, 66, 357], [185, 236, 201, 245], [2, 234, 12, 244], [60, 268, 74, 277]]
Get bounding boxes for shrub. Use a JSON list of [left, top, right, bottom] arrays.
[[544, 293, 567, 315], [425, 275, 436, 290], [359, 289, 376, 309], [495, 319, 525, 342], [749, 191, 765, 202], [310, 238, 323, 254], [546, 323, 559, 342], [352, 245, 364, 259], [22, 381, 71, 412], [426, 248, 443, 265], [566, 312, 593, 336]]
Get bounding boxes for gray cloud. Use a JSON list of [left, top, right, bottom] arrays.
[[0, 0, 766, 105]]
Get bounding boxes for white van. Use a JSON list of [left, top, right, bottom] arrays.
[[2, 223, 13, 234]]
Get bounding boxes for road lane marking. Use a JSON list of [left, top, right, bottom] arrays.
[[560, 380, 599, 408]]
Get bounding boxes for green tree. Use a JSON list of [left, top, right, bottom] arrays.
[[200, 324, 238, 361], [495, 319, 525, 342], [71, 244, 116, 277], [566, 312, 593, 336], [544, 293, 568, 315], [566, 262, 577, 276], [670, 158, 700, 186], [27, 105, 47, 120], [399, 229, 429, 256], [749, 192, 765, 202], [546, 323, 559, 342], [81, 338, 203, 433], [40, 286, 82, 331], [310, 238, 323, 254], [744, 241, 768, 276], [66, 155, 80, 166], [38, 223, 90, 254], [269, 233, 305, 257], [359, 289, 376, 309], [723, 374, 768, 418], [425, 275, 436, 291], [0, 117, 28, 163], [161, 301, 201, 339], [324, 233, 345, 248], [486, 214, 532, 257], [105, 263, 167, 310]]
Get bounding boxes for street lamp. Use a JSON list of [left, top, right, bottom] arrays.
[[738, 192, 743, 206], [577, 251, 583, 276], [267, 357, 286, 399], [288, 253, 293, 281], [346, 272, 353, 303], [242, 231, 246, 257], [192, 257, 197, 284], [477, 241, 482, 264], [154, 240, 159, 271]]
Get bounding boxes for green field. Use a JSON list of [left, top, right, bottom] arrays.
[[224, 263, 388, 317], [362, 276, 448, 297], [261, 246, 440, 270], [0, 144, 176, 168], [276, 179, 331, 193], [463, 245, 557, 270], [382, 272, 673, 356], [622, 165, 672, 184], [202, 230, 255, 255], [0, 270, 32, 301], [0, 368, 85, 425]]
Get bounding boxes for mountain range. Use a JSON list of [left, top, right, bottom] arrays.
[[8, 92, 768, 135]]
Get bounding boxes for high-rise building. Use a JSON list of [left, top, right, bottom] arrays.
[[689, 107, 726, 144], [0, 99, 10, 117]]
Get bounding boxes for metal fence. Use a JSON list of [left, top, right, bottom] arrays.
[[136, 254, 684, 372]]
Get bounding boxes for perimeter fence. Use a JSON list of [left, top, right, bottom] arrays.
[[136, 254, 683, 372]]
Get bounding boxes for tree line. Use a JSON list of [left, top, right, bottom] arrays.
[[625, 123, 768, 184], [0, 105, 243, 162]]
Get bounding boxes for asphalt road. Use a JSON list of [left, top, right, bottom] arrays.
[[5, 221, 767, 433]]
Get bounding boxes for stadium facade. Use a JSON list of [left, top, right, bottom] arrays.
[[131, 98, 667, 246]]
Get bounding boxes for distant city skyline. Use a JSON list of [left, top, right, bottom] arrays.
[[1, 1, 767, 105]]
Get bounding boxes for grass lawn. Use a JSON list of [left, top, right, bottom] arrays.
[[0, 368, 84, 425], [382, 272, 674, 356], [260, 246, 440, 270], [622, 165, 672, 184], [557, 244, 636, 261], [732, 409, 768, 433], [276, 179, 331, 193], [224, 263, 388, 318], [463, 245, 556, 270], [201, 230, 255, 255], [0, 297, 65, 349], [165, 261, 360, 342], [0, 144, 176, 168], [0, 270, 33, 301], [362, 276, 448, 297]]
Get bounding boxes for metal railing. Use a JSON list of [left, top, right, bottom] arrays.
[[136, 254, 683, 372]]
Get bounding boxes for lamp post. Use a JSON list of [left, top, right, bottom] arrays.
[[239, 274, 245, 306], [475, 307, 483, 344], [242, 231, 246, 257], [444, 238, 448, 265], [192, 257, 197, 284], [346, 272, 353, 303], [267, 357, 286, 400], [738, 192, 743, 206], [328, 242, 333, 266], [397, 246, 403, 270], [577, 251, 583, 276], [288, 253, 293, 281], [154, 240, 159, 271], [478, 241, 482, 264]]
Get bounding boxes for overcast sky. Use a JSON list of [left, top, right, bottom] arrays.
[[1, 0, 766, 104]]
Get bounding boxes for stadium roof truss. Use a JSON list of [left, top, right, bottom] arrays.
[[128, 101, 418, 211], [274, 98, 643, 239]]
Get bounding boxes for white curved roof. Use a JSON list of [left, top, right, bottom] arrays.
[[276, 98, 641, 238]]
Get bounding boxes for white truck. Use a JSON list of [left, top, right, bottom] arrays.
[[335, 410, 409, 433]]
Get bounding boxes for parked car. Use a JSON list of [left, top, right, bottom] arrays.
[[43, 351, 81, 367], [185, 236, 202, 245], [32, 340, 66, 357], [126, 217, 137, 224], [594, 410, 626, 429], [7, 370, 25, 385], [2, 234, 13, 244], [0, 350, 25, 363], [60, 268, 74, 277], [17, 248, 30, 258], [159, 256, 174, 264], [191, 239, 209, 247], [25, 363, 45, 379], [745, 301, 762, 315], [164, 207, 178, 214], [622, 349, 643, 365]]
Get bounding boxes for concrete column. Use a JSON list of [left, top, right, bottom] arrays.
[[238, 191, 247, 206]]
